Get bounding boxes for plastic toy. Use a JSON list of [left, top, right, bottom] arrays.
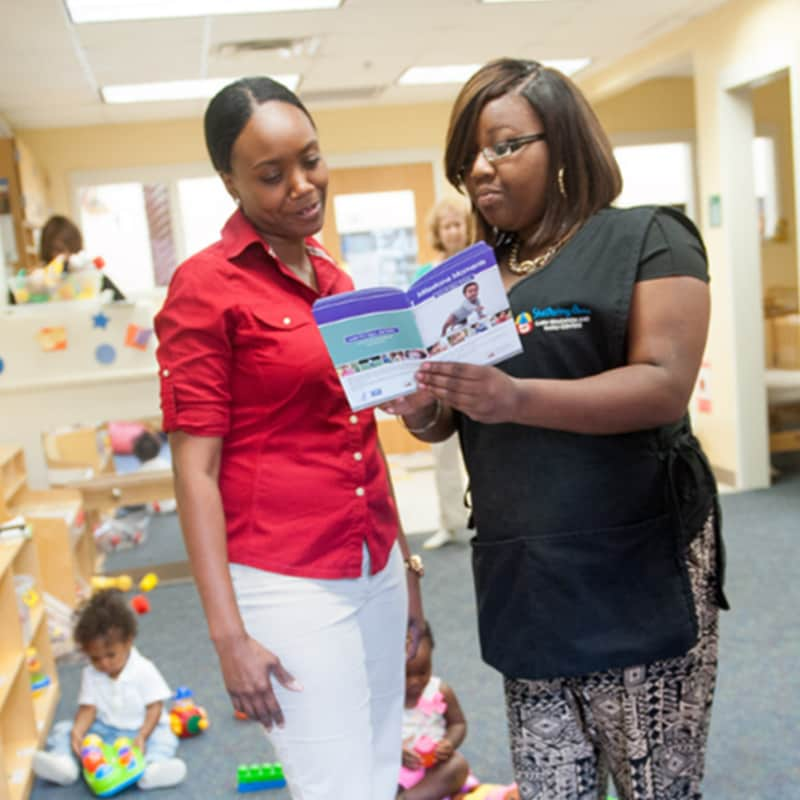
[[91, 575, 133, 593], [169, 687, 209, 738], [10, 252, 105, 304], [80, 734, 144, 797], [26, 647, 52, 696], [413, 735, 438, 768], [130, 594, 150, 614], [234, 709, 249, 720], [236, 763, 286, 792], [139, 572, 158, 592]]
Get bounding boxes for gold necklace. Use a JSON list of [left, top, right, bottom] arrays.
[[507, 238, 562, 276]]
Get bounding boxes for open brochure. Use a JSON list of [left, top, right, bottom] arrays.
[[312, 241, 522, 411]]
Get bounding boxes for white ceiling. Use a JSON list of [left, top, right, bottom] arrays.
[[0, 0, 728, 130]]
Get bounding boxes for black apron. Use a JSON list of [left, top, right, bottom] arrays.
[[457, 206, 728, 681]]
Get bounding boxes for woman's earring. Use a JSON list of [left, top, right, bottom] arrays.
[[557, 167, 567, 199]]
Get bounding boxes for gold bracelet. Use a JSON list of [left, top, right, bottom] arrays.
[[402, 399, 442, 434]]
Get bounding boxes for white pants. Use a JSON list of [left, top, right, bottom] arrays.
[[230, 543, 407, 800], [432, 436, 468, 532]]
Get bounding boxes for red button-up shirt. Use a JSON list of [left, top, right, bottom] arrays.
[[154, 209, 399, 579]]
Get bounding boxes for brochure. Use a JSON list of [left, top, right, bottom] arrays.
[[312, 241, 522, 411]]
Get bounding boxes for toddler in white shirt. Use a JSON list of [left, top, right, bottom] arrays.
[[33, 589, 186, 790]]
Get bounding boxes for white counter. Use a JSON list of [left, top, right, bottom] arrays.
[[0, 298, 162, 487]]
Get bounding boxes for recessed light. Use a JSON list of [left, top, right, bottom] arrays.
[[101, 75, 299, 103], [65, 0, 342, 24]]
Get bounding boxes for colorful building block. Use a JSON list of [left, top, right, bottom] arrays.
[[236, 763, 287, 792]]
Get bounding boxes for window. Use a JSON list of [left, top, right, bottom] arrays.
[[752, 135, 779, 240], [73, 168, 236, 295], [333, 190, 419, 289], [613, 142, 695, 220]]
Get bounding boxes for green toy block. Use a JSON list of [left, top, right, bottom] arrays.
[[236, 762, 286, 792]]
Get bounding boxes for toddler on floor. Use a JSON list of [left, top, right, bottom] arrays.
[[33, 589, 186, 791], [398, 621, 474, 800]]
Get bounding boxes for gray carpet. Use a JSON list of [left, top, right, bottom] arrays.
[[31, 466, 800, 799]]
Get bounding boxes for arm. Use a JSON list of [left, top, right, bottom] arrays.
[[435, 683, 467, 761], [70, 705, 97, 756], [440, 313, 458, 337], [414, 275, 710, 434], [134, 701, 164, 752], [376, 442, 424, 659], [170, 431, 299, 730]]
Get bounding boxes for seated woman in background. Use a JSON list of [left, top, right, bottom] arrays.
[[6, 214, 126, 304], [39, 214, 126, 300]]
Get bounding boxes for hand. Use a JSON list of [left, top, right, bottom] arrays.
[[406, 577, 425, 662], [133, 733, 146, 754], [402, 746, 422, 770], [380, 388, 438, 421], [70, 728, 86, 758], [216, 634, 303, 731], [435, 738, 455, 762], [416, 362, 519, 424]]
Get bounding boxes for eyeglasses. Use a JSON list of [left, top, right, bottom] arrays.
[[457, 133, 547, 183]]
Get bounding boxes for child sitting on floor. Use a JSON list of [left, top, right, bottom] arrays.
[[33, 589, 187, 791], [398, 620, 474, 800]]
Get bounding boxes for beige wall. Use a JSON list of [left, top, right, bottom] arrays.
[[579, 0, 800, 487], [594, 77, 696, 135], [17, 102, 454, 215]]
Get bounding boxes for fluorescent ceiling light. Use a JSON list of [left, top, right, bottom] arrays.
[[65, 0, 341, 24], [101, 75, 299, 103], [397, 59, 590, 87], [542, 58, 591, 76], [398, 65, 482, 86]]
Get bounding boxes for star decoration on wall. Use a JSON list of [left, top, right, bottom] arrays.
[[92, 312, 110, 329]]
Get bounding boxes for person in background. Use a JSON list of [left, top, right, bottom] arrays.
[[385, 58, 727, 800], [32, 589, 186, 791], [154, 76, 424, 800], [413, 198, 471, 550], [39, 214, 126, 300]]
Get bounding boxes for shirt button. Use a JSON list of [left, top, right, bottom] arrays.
[[283, 316, 291, 325], [162, 369, 170, 377], [353, 452, 363, 461], [349, 414, 358, 424], [355, 487, 365, 497]]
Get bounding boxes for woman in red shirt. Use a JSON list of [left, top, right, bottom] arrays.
[[155, 77, 424, 800]]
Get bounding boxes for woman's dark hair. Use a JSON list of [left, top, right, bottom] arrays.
[[39, 215, 83, 263], [444, 58, 622, 253], [74, 589, 137, 649], [204, 76, 314, 174]]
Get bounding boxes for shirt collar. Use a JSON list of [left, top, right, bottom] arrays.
[[113, 646, 143, 683], [220, 207, 341, 296]]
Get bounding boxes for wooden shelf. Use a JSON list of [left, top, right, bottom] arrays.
[[0, 448, 64, 800]]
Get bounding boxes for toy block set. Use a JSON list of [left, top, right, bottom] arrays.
[[80, 734, 144, 797]]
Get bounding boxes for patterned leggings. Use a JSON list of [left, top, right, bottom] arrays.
[[504, 514, 720, 800]]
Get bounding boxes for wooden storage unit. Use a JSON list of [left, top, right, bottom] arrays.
[[42, 424, 114, 482], [0, 537, 61, 800], [0, 445, 93, 608]]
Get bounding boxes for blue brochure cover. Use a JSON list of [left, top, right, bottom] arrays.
[[312, 242, 522, 411]]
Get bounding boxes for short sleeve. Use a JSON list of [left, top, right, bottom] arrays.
[[137, 657, 172, 706], [77, 667, 97, 707], [637, 208, 709, 284], [154, 258, 232, 436]]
